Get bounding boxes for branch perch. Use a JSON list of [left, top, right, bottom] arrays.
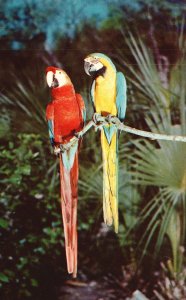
[[86, 116, 186, 142], [117, 124, 186, 142], [54, 116, 186, 154]]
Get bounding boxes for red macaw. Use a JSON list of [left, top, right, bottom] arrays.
[[45, 66, 86, 277]]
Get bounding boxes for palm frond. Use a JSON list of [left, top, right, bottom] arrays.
[[0, 70, 49, 135], [119, 32, 186, 270]]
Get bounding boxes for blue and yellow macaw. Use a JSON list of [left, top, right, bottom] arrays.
[[84, 53, 127, 233]]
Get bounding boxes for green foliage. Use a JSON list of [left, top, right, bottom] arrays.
[[118, 33, 186, 273], [0, 109, 11, 139], [0, 134, 65, 299]]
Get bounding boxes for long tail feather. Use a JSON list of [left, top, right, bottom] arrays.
[[59, 151, 78, 277], [101, 129, 118, 233], [70, 152, 78, 277]]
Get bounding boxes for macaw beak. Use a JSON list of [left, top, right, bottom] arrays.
[[84, 58, 93, 76], [46, 71, 59, 88], [84, 57, 104, 76]]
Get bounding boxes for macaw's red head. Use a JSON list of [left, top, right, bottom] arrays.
[[46, 66, 72, 88]]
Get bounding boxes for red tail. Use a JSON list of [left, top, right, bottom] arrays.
[[59, 152, 78, 278]]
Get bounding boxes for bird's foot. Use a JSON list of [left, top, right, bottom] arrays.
[[106, 114, 115, 123], [53, 146, 61, 155], [93, 113, 107, 130], [58, 137, 79, 153], [93, 112, 106, 124], [59, 144, 69, 153], [74, 131, 83, 139], [106, 114, 121, 126]]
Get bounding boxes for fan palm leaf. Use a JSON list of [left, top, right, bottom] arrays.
[[118, 32, 186, 272]]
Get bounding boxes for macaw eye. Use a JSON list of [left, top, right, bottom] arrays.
[[94, 58, 100, 64], [59, 71, 61, 74]]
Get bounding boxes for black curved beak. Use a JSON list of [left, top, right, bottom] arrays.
[[84, 61, 91, 76], [51, 74, 59, 88]]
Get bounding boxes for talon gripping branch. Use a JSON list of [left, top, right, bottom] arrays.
[[84, 53, 127, 233], [45, 66, 86, 277]]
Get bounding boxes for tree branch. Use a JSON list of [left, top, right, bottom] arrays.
[[53, 117, 186, 154], [119, 124, 186, 142]]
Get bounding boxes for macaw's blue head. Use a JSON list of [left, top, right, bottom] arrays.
[[84, 53, 116, 77]]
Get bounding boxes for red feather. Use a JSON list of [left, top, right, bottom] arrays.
[[59, 153, 78, 277]]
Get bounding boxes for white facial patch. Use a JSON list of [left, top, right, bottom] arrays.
[[84, 57, 104, 75], [54, 70, 68, 87], [91, 61, 104, 72]]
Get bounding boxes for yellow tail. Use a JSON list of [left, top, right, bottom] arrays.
[[101, 129, 118, 233]]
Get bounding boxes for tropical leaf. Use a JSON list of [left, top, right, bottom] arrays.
[[0, 69, 49, 135], [118, 32, 186, 271]]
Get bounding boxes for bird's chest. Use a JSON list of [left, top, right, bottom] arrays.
[[53, 97, 81, 142], [95, 78, 117, 116]]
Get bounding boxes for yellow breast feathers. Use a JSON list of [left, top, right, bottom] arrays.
[[94, 59, 117, 116]]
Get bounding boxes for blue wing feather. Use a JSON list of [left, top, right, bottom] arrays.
[[82, 106, 86, 124], [47, 120, 54, 146], [62, 141, 78, 171], [116, 72, 127, 122]]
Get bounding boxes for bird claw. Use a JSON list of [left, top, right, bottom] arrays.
[[53, 146, 61, 155], [74, 131, 82, 139], [106, 114, 115, 123], [92, 113, 121, 130], [106, 114, 114, 123], [93, 112, 101, 124], [93, 113, 107, 126], [60, 144, 69, 153], [106, 114, 121, 126], [53, 145, 68, 155]]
